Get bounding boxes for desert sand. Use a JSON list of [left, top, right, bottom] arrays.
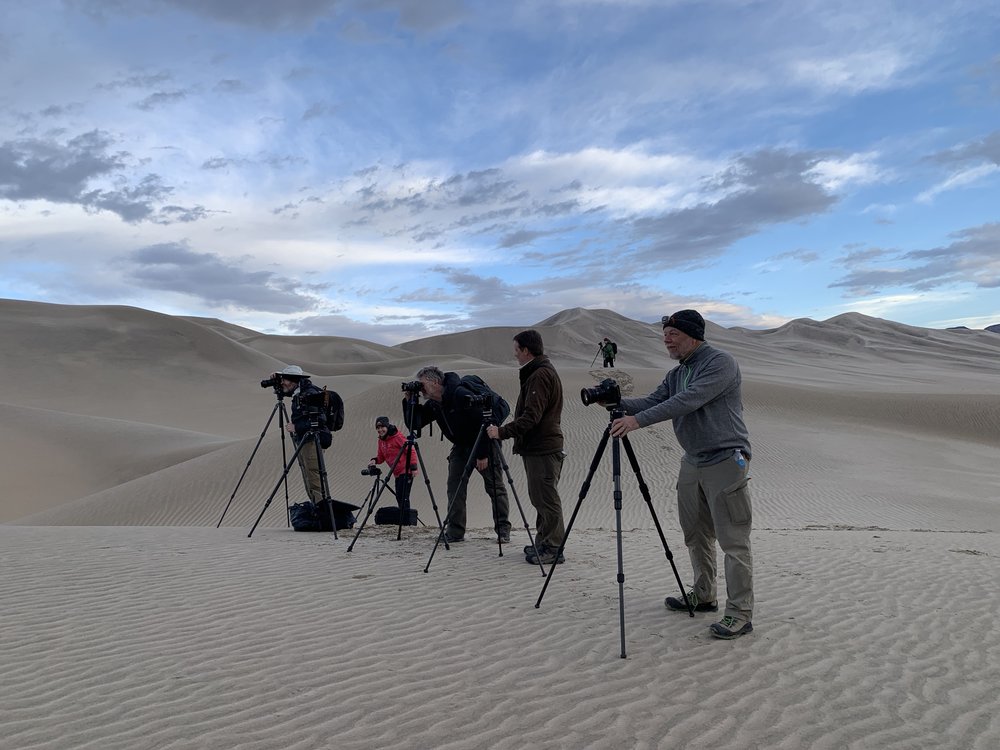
[[2, 298, 999, 749]]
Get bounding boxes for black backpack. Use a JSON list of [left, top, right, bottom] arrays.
[[459, 375, 511, 424], [317, 386, 345, 432], [611, 341, 618, 354]]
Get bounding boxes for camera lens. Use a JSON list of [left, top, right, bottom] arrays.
[[580, 378, 621, 406]]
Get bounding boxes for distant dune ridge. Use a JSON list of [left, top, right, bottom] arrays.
[[2, 296, 999, 526], [2, 297, 1000, 749]]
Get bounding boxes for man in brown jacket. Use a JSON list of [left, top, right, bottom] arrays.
[[487, 329, 566, 564]]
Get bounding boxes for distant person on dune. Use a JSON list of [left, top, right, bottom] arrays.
[[607, 309, 755, 640], [600, 337, 617, 367]]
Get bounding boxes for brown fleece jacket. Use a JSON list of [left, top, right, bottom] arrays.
[[497, 355, 564, 455]]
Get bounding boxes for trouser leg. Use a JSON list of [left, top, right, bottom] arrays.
[[480, 456, 511, 534], [676, 461, 718, 602], [395, 473, 412, 511], [700, 458, 754, 621], [296, 439, 323, 502], [446, 445, 470, 537], [523, 452, 565, 548]]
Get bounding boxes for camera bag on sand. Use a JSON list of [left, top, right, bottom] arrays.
[[316, 498, 360, 531], [459, 375, 511, 424], [374, 506, 419, 526], [289, 502, 320, 531], [290, 499, 359, 532]]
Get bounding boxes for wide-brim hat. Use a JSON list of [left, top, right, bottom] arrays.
[[279, 365, 310, 379]]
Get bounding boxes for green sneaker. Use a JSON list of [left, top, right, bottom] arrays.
[[664, 590, 718, 612], [710, 615, 753, 639]]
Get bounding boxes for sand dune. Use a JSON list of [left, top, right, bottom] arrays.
[[3, 298, 1000, 749]]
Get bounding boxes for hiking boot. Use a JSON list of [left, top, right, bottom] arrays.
[[498, 531, 510, 544], [443, 532, 464, 543], [710, 615, 753, 640], [526, 545, 565, 565], [665, 590, 718, 612]]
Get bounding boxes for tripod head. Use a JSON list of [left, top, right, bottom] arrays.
[[606, 405, 625, 419]]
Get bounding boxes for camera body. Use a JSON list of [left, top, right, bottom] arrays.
[[401, 380, 424, 394], [361, 466, 382, 476], [464, 393, 490, 408], [260, 374, 282, 389], [581, 378, 621, 406]]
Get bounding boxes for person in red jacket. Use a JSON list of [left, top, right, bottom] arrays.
[[368, 416, 417, 512]]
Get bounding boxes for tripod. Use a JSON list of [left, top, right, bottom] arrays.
[[248, 426, 338, 538], [424, 407, 545, 575], [347, 394, 444, 552], [356, 467, 396, 518], [535, 406, 693, 658], [590, 343, 602, 367], [217, 390, 291, 528], [348, 423, 446, 548]]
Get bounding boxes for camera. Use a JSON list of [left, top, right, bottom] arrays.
[[260, 374, 281, 389], [401, 380, 424, 394], [464, 394, 490, 408], [581, 378, 621, 406], [361, 466, 382, 476]]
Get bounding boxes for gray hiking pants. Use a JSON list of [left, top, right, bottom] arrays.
[[676, 454, 754, 621]]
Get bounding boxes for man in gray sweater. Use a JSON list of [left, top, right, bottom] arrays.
[[609, 309, 754, 639]]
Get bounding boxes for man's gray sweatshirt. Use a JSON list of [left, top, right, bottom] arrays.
[[619, 342, 751, 467]]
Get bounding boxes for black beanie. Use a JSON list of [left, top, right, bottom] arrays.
[[374, 416, 391, 429], [662, 309, 705, 341]]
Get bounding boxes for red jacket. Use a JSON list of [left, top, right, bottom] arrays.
[[375, 428, 418, 476]]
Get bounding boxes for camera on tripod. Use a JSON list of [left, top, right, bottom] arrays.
[[361, 466, 382, 476], [260, 374, 282, 389], [581, 378, 621, 406], [464, 393, 490, 408], [401, 380, 424, 394]]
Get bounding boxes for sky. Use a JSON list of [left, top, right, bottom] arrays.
[[1, 0, 999, 344]]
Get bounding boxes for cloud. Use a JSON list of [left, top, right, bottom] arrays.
[[0, 130, 206, 224], [830, 223, 1000, 295], [627, 149, 839, 269], [125, 242, 325, 312], [75, 0, 466, 32], [134, 90, 189, 111]]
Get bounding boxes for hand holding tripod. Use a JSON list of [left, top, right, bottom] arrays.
[[534, 405, 693, 658]]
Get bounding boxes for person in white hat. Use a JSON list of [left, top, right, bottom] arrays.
[[279, 365, 331, 503]]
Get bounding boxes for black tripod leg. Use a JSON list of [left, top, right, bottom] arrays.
[[347, 441, 407, 551], [425, 435, 484, 573], [612, 434, 627, 658], [491, 438, 546, 575], [411, 440, 445, 535], [217, 401, 281, 528], [535, 426, 611, 607], [620, 435, 694, 617], [278, 402, 291, 526], [313, 435, 338, 539], [484, 434, 504, 556], [248, 437, 309, 538]]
